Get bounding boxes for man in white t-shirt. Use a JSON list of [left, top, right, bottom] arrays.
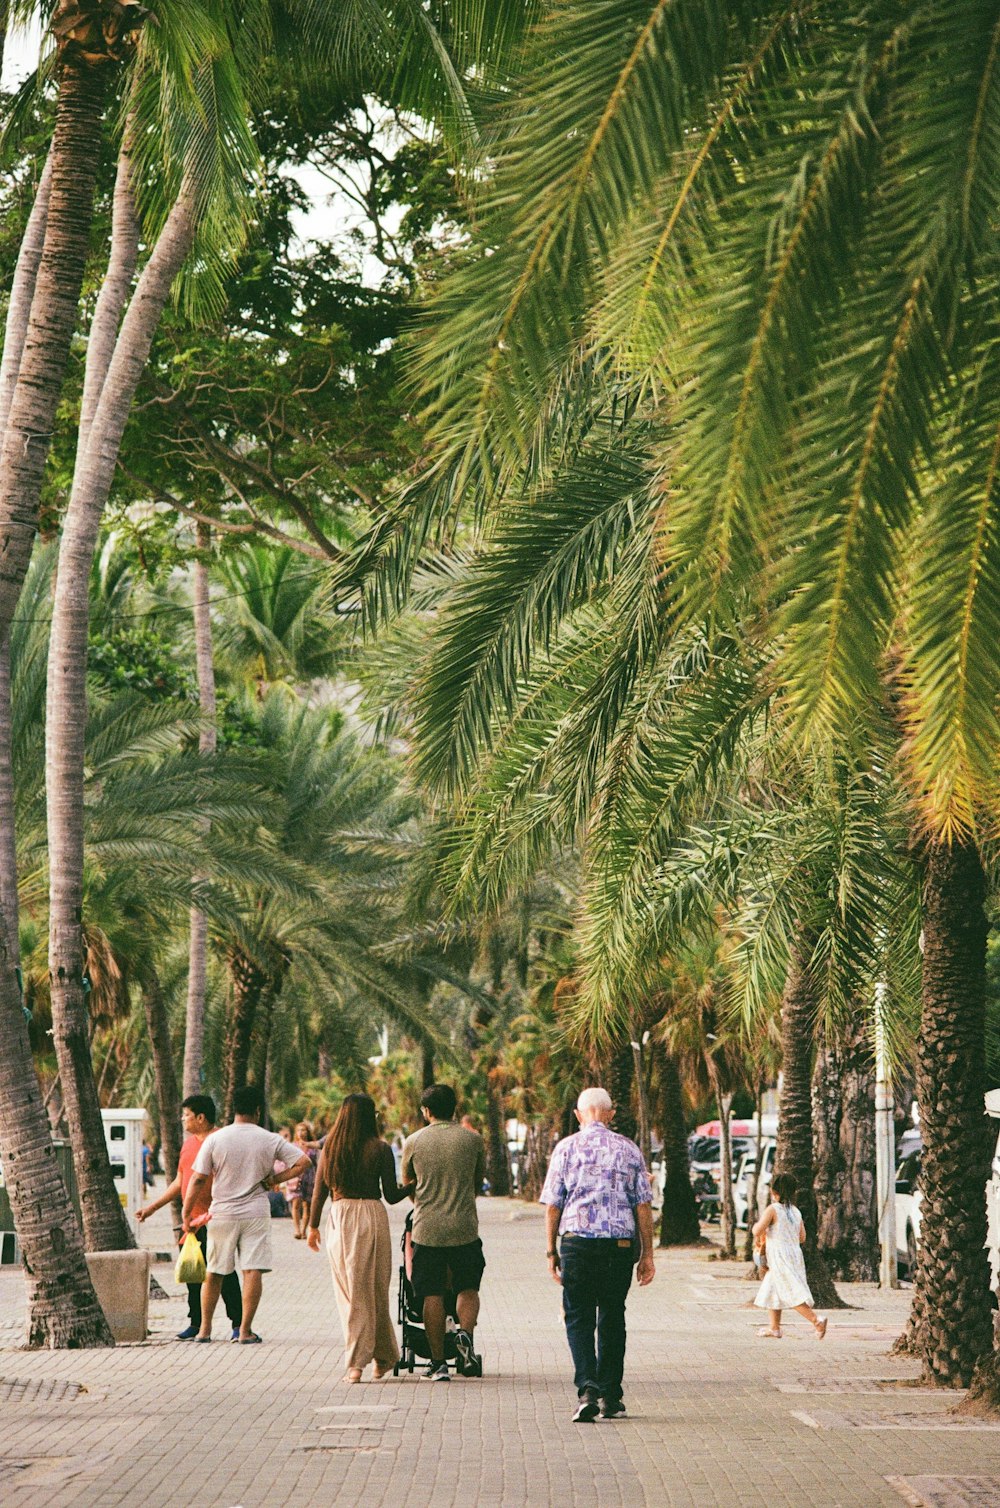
[[182, 1085, 308, 1343]]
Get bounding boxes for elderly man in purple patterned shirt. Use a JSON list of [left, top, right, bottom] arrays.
[[540, 1086, 655, 1422]]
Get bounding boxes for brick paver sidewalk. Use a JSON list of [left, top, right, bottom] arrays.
[[0, 1197, 998, 1507]]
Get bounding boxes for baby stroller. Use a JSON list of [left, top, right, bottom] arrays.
[[393, 1211, 459, 1375]]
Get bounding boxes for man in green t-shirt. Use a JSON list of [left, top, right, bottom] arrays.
[[401, 1083, 487, 1382]]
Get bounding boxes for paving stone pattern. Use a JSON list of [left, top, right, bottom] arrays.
[[885, 1478, 1000, 1507], [0, 1198, 998, 1507]]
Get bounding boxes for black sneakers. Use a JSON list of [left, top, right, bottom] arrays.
[[572, 1391, 600, 1423], [600, 1398, 627, 1419], [454, 1328, 483, 1377], [422, 1361, 450, 1382]]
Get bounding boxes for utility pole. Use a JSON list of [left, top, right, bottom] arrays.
[[874, 982, 898, 1289]]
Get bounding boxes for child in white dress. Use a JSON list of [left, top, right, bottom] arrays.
[[752, 1172, 827, 1339]]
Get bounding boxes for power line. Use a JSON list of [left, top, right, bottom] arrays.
[[9, 568, 352, 627]]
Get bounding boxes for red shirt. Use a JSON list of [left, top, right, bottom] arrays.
[[178, 1133, 212, 1227]]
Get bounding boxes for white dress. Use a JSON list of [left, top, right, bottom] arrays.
[[754, 1203, 813, 1310]]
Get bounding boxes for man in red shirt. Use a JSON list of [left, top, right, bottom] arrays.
[[137, 1094, 242, 1340]]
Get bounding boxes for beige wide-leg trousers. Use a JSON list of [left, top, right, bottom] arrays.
[[326, 1198, 400, 1370]]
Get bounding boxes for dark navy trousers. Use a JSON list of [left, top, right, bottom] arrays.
[[559, 1235, 636, 1402]]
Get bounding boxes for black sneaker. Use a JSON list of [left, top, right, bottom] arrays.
[[600, 1398, 627, 1419], [454, 1328, 482, 1377], [572, 1391, 600, 1423], [423, 1361, 450, 1382]]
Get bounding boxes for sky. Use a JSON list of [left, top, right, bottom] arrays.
[[1, 22, 42, 90], [1, 23, 400, 288]]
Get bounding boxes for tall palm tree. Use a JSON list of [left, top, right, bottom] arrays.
[[5, 548, 272, 1333], [654, 929, 750, 1262], [650, 1042, 700, 1247], [212, 545, 350, 691], [0, 0, 149, 1348], [342, 1, 1000, 1390], [396, 454, 925, 1299], [812, 1004, 880, 1283], [183, 523, 216, 1097], [900, 841, 994, 1380], [210, 694, 438, 1119], [0, 1, 149, 628], [44, 105, 236, 1248]]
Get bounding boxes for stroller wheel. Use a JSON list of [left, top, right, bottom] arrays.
[[392, 1361, 401, 1377]]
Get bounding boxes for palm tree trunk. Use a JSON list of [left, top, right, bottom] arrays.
[[0, 919, 113, 1345], [0, 59, 107, 633], [654, 1043, 700, 1246], [74, 134, 140, 458], [742, 1073, 765, 1262], [706, 1055, 736, 1258], [0, 49, 140, 1342], [248, 968, 287, 1125], [421, 1039, 435, 1089], [775, 928, 843, 1308], [0, 158, 53, 441], [183, 523, 217, 1097], [0, 165, 50, 966], [597, 1039, 638, 1142], [0, 634, 20, 974], [46, 169, 200, 1250], [812, 1014, 878, 1281], [223, 949, 268, 1121], [485, 1067, 512, 1195], [904, 839, 993, 1388], [141, 970, 181, 1201], [518, 1122, 555, 1202]]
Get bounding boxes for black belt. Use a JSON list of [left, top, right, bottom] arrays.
[[561, 1234, 635, 1247]]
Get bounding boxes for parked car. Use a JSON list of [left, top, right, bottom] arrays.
[[733, 1137, 775, 1229], [894, 1147, 923, 1278], [687, 1132, 753, 1223]]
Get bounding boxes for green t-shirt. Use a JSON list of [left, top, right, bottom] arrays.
[[401, 1121, 486, 1246]]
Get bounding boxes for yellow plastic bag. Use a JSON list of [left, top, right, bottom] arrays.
[[175, 1230, 207, 1285]]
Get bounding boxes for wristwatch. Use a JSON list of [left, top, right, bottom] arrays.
[[546, 1249, 558, 1258]]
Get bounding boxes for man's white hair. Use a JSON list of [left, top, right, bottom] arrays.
[[577, 1087, 613, 1114]]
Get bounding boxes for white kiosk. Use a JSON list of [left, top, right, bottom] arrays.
[[101, 1107, 146, 1234]]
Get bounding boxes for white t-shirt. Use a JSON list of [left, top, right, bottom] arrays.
[[193, 1124, 301, 1219]]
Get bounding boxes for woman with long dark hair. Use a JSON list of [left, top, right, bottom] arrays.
[[307, 1093, 412, 1382]]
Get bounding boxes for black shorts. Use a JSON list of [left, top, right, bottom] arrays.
[[411, 1239, 486, 1303]]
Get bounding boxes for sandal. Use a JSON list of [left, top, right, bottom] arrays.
[[757, 1327, 782, 1339], [814, 1317, 828, 1340], [343, 1368, 363, 1384], [373, 1364, 392, 1379]]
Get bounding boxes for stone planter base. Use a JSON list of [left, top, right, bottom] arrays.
[[85, 1248, 151, 1342]]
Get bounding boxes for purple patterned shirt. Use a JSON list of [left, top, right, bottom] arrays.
[[539, 1122, 653, 1238]]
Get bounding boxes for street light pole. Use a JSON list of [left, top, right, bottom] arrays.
[[874, 982, 898, 1289], [631, 1030, 652, 1169]]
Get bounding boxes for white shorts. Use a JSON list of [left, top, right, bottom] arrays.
[[206, 1217, 272, 1275]]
